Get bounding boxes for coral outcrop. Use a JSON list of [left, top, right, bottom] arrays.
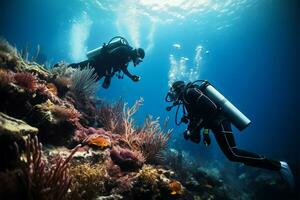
[[0, 112, 38, 137], [0, 39, 176, 200]]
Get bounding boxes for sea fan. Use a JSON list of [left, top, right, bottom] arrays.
[[70, 65, 99, 100]]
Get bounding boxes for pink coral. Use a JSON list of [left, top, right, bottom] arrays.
[[13, 72, 37, 92], [96, 99, 125, 134], [23, 136, 80, 200], [110, 147, 145, 171]]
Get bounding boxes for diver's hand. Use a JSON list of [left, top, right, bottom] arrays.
[[203, 129, 211, 146], [132, 75, 140, 82], [183, 130, 191, 140]]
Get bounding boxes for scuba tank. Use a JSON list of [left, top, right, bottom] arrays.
[[86, 36, 129, 59], [194, 80, 251, 131]]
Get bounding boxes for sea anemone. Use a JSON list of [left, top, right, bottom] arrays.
[[13, 72, 37, 93]]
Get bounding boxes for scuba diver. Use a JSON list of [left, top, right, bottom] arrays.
[[69, 36, 145, 88], [165, 80, 295, 189]]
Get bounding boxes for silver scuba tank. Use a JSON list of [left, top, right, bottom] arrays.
[[86, 36, 129, 60], [87, 46, 102, 59], [199, 81, 251, 131]]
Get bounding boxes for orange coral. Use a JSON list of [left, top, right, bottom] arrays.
[[86, 135, 111, 149], [46, 83, 58, 96], [168, 180, 184, 195]]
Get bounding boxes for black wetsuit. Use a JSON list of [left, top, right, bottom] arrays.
[[69, 44, 136, 85], [182, 86, 281, 171]]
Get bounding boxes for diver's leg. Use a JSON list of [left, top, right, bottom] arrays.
[[102, 76, 112, 89], [212, 120, 281, 171]]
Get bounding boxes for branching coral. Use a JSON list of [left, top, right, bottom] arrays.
[[13, 72, 37, 93], [118, 98, 144, 149], [97, 99, 125, 134], [118, 98, 172, 164], [22, 136, 80, 200], [138, 116, 172, 164]]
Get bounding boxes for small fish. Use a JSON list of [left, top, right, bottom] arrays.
[[88, 136, 111, 149]]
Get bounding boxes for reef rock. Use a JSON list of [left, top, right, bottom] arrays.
[[0, 112, 38, 137], [0, 112, 37, 171]]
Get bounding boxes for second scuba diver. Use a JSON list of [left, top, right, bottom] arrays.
[[166, 80, 295, 189], [69, 36, 145, 89]]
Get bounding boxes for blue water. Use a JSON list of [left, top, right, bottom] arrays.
[[1, 0, 299, 186]]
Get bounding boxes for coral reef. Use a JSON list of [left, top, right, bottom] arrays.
[[1, 38, 294, 200], [13, 72, 38, 93], [0, 112, 38, 137]]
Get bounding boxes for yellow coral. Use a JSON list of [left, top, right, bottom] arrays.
[[69, 163, 108, 199], [138, 165, 160, 186]]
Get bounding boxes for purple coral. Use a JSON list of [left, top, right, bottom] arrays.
[[110, 147, 145, 171], [23, 136, 80, 200]]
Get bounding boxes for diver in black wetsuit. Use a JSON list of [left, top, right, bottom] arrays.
[[166, 80, 294, 188], [69, 36, 145, 88]]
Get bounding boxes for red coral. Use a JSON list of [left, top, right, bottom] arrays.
[[13, 72, 37, 92]]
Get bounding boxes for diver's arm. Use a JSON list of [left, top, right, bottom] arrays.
[[121, 65, 133, 79], [121, 65, 140, 81]]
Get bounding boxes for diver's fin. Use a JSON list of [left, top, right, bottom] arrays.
[[280, 161, 295, 191]]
